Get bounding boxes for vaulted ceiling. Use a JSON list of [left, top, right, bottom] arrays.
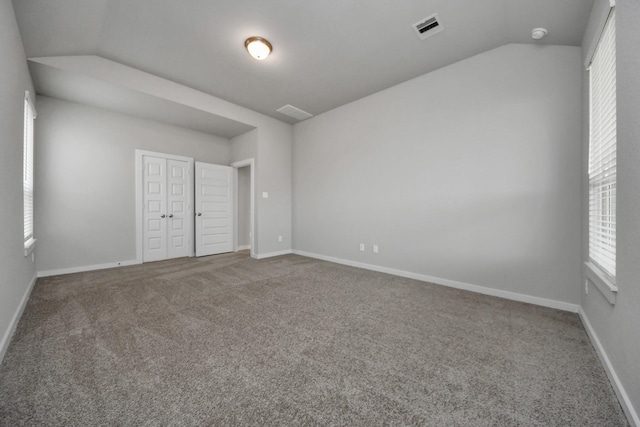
[[13, 0, 594, 125]]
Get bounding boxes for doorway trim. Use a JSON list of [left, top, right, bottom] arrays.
[[135, 149, 195, 263], [231, 158, 255, 258]]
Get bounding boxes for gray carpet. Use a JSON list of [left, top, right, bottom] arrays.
[[0, 252, 628, 426]]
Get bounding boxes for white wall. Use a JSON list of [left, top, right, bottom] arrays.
[[257, 127, 293, 255], [29, 56, 294, 259], [230, 126, 292, 257], [0, 0, 37, 361], [35, 96, 232, 272], [580, 0, 640, 423], [231, 129, 258, 164], [293, 44, 583, 305]]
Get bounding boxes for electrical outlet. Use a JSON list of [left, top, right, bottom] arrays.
[[262, 192, 269, 199], [278, 235, 283, 242], [31, 253, 35, 263], [585, 280, 589, 295], [373, 245, 379, 254], [359, 243, 365, 252]]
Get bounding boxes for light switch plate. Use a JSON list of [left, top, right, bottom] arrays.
[[262, 192, 269, 199]]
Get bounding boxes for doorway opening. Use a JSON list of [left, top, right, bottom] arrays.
[[231, 159, 255, 258]]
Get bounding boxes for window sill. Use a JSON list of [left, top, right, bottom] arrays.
[[584, 261, 618, 305], [24, 238, 36, 257]]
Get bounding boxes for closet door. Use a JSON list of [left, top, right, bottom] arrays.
[[195, 162, 234, 257], [143, 156, 168, 262], [166, 159, 190, 259], [143, 155, 192, 262]]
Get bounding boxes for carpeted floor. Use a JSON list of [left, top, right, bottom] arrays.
[[0, 252, 628, 426]]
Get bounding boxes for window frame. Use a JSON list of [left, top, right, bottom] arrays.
[[23, 90, 36, 256], [585, 4, 617, 304]]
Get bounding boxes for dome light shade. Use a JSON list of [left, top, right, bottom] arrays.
[[245, 37, 272, 60], [531, 28, 548, 40]]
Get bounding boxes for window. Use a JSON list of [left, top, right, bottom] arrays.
[[588, 6, 616, 284], [23, 90, 36, 255]]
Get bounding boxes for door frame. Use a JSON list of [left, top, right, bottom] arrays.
[[231, 158, 255, 258], [135, 149, 195, 263]]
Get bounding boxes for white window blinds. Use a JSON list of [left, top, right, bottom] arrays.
[[588, 7, 616, 280], [24, 91, 36, 251]]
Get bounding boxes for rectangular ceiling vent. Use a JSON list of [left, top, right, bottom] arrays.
[[277, 104, 313, 121], [413, 13, 443, 40]]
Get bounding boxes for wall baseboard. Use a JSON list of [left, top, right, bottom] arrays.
[[37, 260, 140, 278], [253, 249, 293, 260], [579, 308, 639, 427], [0, 272, 38, 365], [292, 250, 580, 313], [235, 245, 251, 251]]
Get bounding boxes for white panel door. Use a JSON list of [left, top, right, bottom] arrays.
[[143, 156, 168, 262], [167, 159, 190, 259], [143, 155, 191, 262], [195, 162, 233, 257]]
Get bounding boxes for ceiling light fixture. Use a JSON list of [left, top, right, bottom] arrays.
[[531, 28, 548, 40], [245, 37, 272, 60]]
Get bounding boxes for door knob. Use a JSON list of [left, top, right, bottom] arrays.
[[161, 214, 166, 218], [169, 214, 174, 218], [197, 212, 202, 216]]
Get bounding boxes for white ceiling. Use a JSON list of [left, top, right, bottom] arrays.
[[13, 0, 595, 125]]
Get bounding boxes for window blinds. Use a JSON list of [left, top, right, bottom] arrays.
[[24, 91, 36, 247], [588, 8, 616, 280]]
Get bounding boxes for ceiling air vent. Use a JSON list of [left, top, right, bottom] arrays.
[[413, 13, 443, 40], [277, 104, 313, 121]]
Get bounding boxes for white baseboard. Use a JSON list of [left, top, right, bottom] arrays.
[[292, 250, 580, 313], [253, 249, 293, 260], [0, 272, 37, 364], [235, 245, 251, 251], [579, 308, 639, 427], [37, 260, 140, 278]]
